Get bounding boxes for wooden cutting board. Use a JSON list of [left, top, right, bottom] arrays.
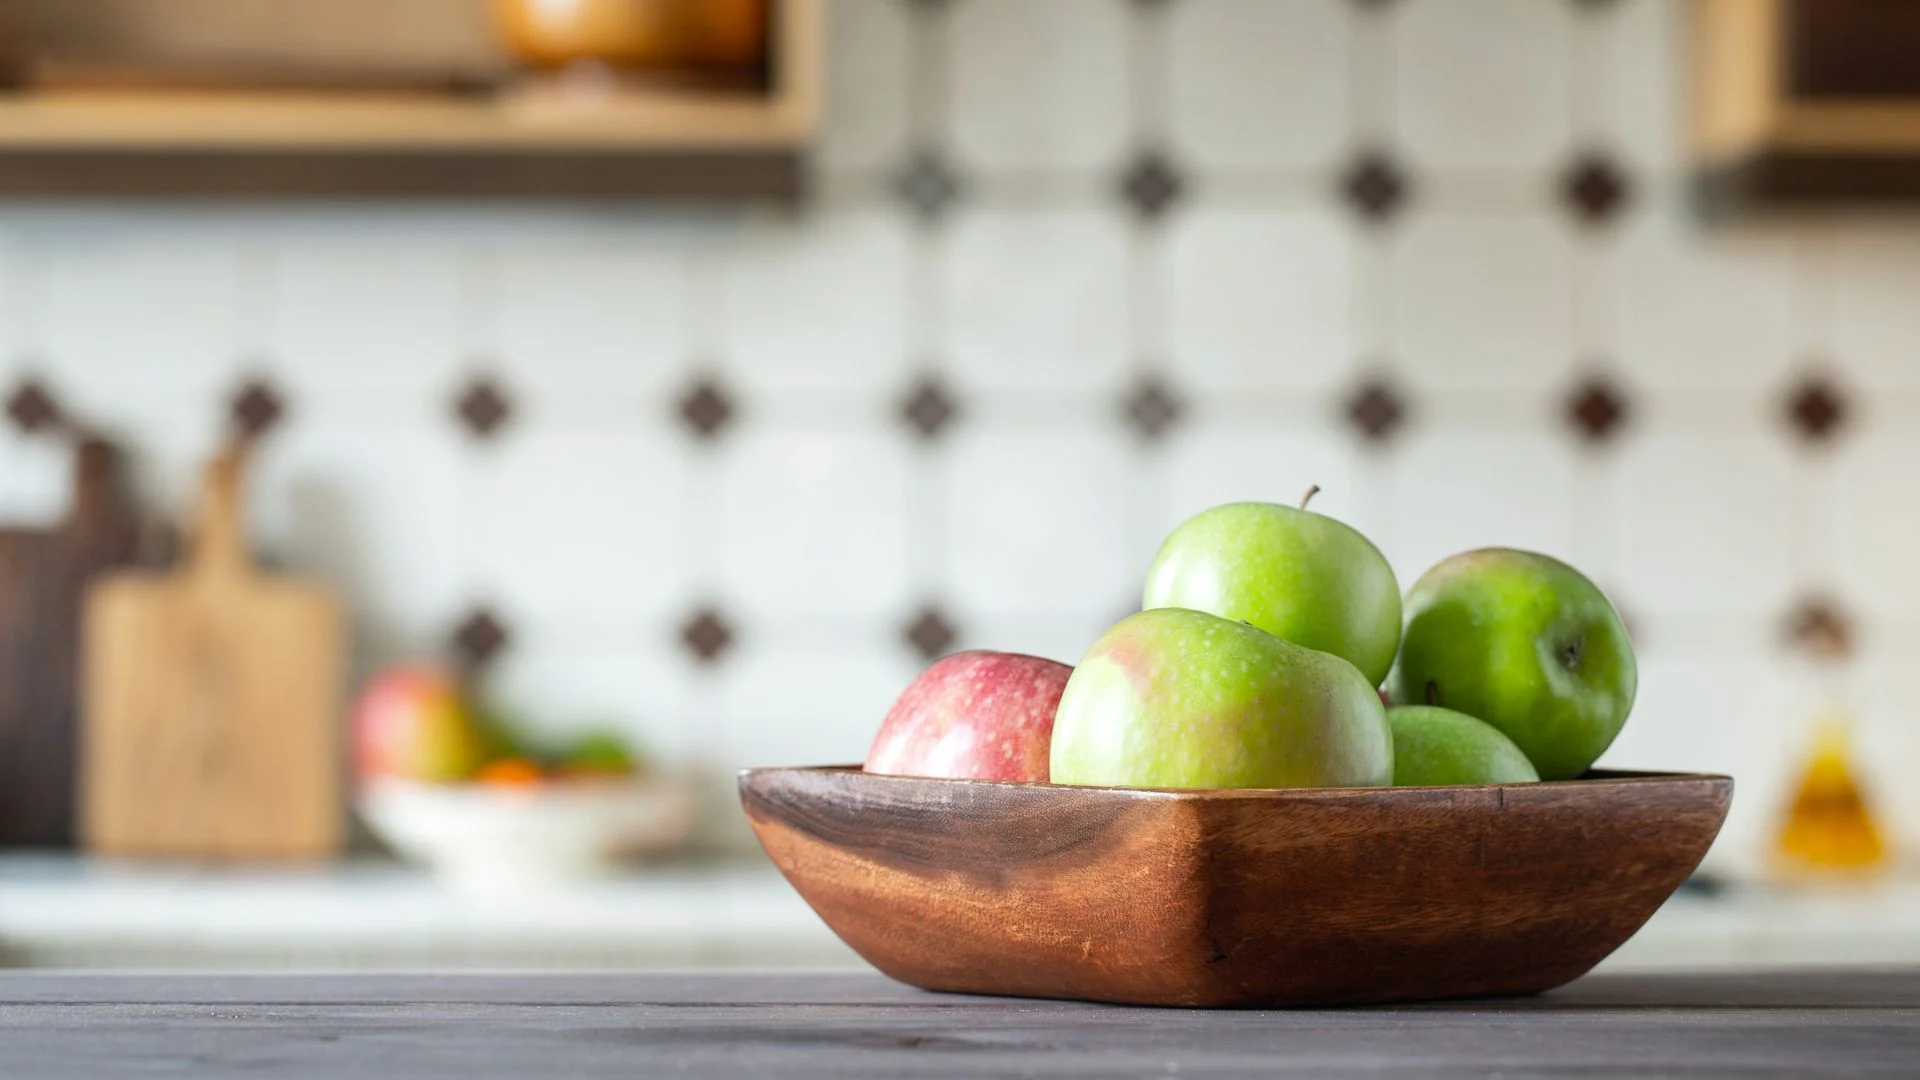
[[0, 439, 142, 847], [82, 446, 344, 859]]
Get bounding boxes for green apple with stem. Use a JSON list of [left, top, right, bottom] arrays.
[[1051, 608, 1393, 790], [1387, 705, 1539, 786], [1390, 548, 1636, 781], [1143, 489, 1401, 686]]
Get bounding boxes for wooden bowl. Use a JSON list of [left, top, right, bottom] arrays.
[[740, 766, 1731, 1008]]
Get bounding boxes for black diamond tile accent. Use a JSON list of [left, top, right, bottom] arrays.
[[1564, 374, 1630, 443], [903, 605, 958, 663], [900, 375, 959, 441], [677, 377, 737, 441], [1340, 150, 1409, 224], [1344, 377, 1407, 443], [1122, 372, 1184, 441], [891, 147, 966, 224], [1784, 374, 1848, 443], [451, 607, 510, 668], [680, 607, 735, 664], [229, 379, 286, 439], [454, 376, 513, 440], [1561, 152, 1632, 227], [1118, 150, 1186, 222], [1785, 595, 1852, 662], [5, 378, 63, 434]]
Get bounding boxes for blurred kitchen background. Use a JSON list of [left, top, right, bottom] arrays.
[[0, 0, 1918, 969]]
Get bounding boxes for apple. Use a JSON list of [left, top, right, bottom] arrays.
[[1142, 493, 1401, 686], [1050, 608, 1392, 790], [352, 668, 488, 784], [1387, 705, 1539, 787], [1390, 548, 1636, 781], [864, 650, 1072, 782]]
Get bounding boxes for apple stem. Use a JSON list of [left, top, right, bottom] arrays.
[[1299, 484, 1321, 510], [1425, 680, 1439, 706]]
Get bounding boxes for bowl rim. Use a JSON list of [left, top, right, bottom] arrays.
[[739, 764, 1733, 801]]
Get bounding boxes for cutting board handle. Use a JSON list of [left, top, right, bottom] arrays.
[[65, 438, 124, 532], [189, 447, 252, 581]]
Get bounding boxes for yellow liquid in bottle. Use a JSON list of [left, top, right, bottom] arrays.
[[1773, 717, 1888, 875]]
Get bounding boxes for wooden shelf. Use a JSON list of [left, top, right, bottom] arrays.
[[0, 0, 820, 200], [1690, 0, 1920, 217]]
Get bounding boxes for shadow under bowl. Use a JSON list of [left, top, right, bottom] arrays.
[[739, 766, 1731, 1008]]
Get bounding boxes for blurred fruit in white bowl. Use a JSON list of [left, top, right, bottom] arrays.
[[350, 665, 689, 888]]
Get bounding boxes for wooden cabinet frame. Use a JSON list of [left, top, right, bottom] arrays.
[[1693, 0, 1920, 214], [0, 0, 820, 199]]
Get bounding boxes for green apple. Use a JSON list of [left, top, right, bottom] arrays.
[[1390, 549, 1636, 781], [1388, 705, 1539, 786], [1051, 608, 1392, 790], [1142, 494, 1401, 686]]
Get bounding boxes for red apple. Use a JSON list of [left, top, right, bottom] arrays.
[[864, 650, 1072, 782], [353, 668, 486, 784]]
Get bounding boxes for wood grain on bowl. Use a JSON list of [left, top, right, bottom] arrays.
[[740, 767, 1732, 1008]]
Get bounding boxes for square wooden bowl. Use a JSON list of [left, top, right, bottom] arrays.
[[740, 766, 1731, 1008]]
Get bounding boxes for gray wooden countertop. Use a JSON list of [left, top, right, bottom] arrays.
[[0, 969, 1915, 1078]]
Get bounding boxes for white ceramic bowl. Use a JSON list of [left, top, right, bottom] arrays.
[[359, 774, 693, 890]]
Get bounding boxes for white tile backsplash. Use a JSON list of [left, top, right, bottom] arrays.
[[945, 205, 1132, 394], [273, 243, 463, 404], [717, 427, 912, 624], [491, 242, 688, 401], [1, 0, 1916, 865], [1386, 432, 1579, 586], [486, 429, 688, 633], [1602, 0, 1687, 175], [1394, 0, 1574, 172], [715, 637, 919, 772], [1394, 208, 1572, 392], [1166, 203, 1354, 393], [1611, 434, 1797, 617], [1833, 433, 1920, 618], [1830, 224, 1920, 393], [1612, 195, 1796, 394], [1166, 0, 1350, 172], [37, 242, 238, 396], [944, 428, 1134, 620], [717, 205, 911, 396], [251, 428, 466, 647], [814, 0, 913, 175], [948, 0, 1131, 173]]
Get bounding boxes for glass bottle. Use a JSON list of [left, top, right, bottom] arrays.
[[1772, 713, 1888, 877]]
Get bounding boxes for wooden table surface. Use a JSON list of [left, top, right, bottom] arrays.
[[0, 969, 1914, 1078]]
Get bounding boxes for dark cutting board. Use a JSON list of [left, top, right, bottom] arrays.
[[0, 439, 141, 847]]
